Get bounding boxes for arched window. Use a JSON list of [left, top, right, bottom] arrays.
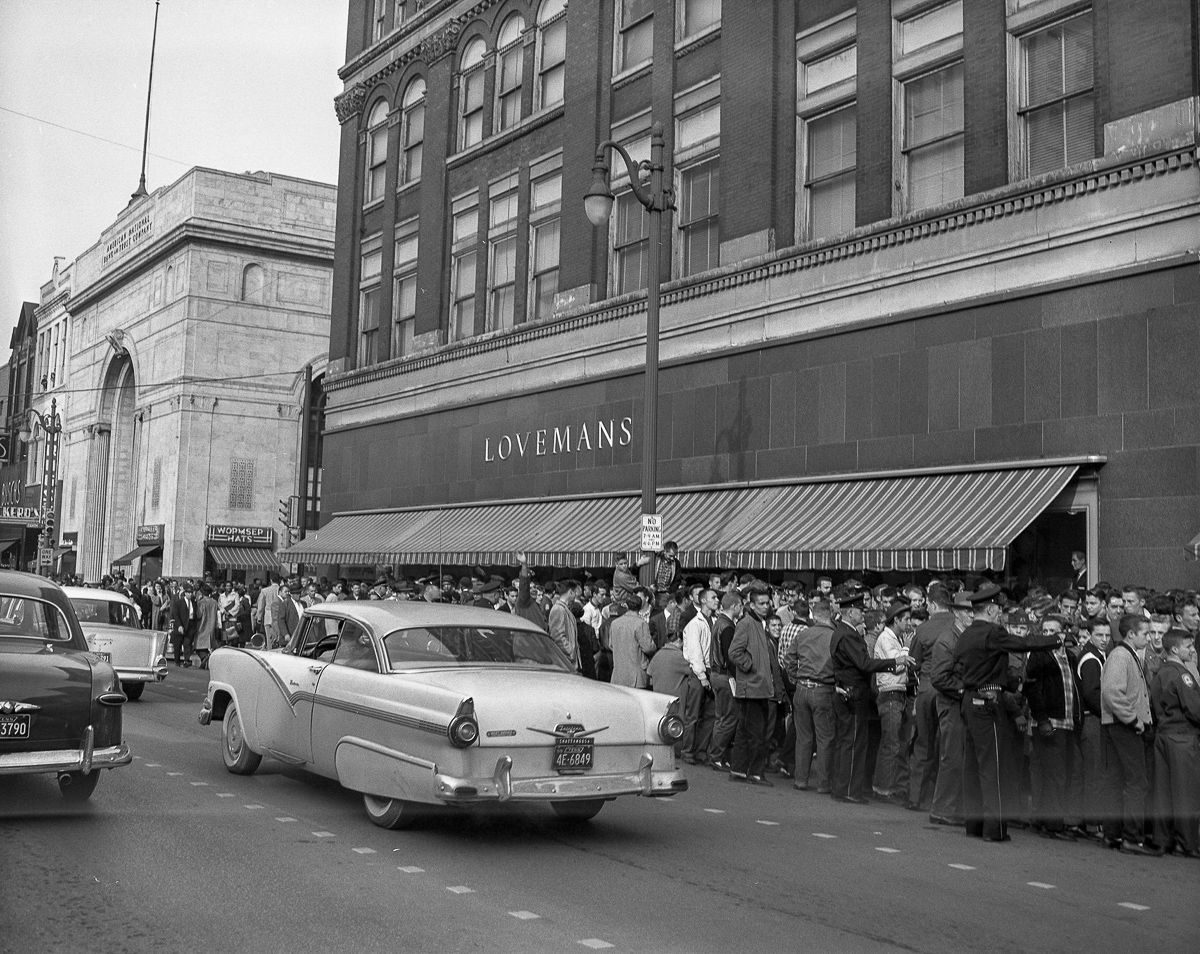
[[458, 38, 487, 150], [364, 99, 389, 203], [495, 14, 526, 132], [536, 0, 566, 109], [241, 263, 265, 303], [400, 78, 426, 184]]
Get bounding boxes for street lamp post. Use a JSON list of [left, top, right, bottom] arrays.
[[584, 122, 674, 588], [22, 398, 63, 577]]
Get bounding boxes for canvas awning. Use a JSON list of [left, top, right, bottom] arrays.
[[112, 544, 162, 565], [207, 545, 280, 571], [1186, 531, 1200, 560], [283, 461, 1083, 572]]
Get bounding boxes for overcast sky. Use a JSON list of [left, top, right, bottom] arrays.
[[0, 0, 345, 345]]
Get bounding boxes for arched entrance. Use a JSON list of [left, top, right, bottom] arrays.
[[80, 355, 139, 580]]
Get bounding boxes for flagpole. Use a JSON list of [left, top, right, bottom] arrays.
[[130, 0, 160, 203]]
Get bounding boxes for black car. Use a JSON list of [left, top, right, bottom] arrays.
[[0, 571, 132, 800]]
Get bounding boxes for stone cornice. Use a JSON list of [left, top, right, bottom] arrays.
[[325, 142, 1199, 396], [334, 0, 503, 125], [67, 222, 335, 315]]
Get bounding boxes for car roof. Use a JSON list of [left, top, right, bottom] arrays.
[[0, 570, 74, 603], [304, 600, 547, 634], [62, 586, 136, 606]]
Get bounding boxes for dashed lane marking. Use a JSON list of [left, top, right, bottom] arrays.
[[244, 804, 264, 810], [812, 833, 837, 839], [216, 793, 235, 798], [397, 866, 424, 873], [352, 848, 376, 855], [275, 817, 296, 823], [703, 808, 726, 814], [312, 831, 335, 838], [948, 864, 976, 871], [144, 763, 161, 768], [875, 847, 901, 854], [579, 941, 614, 950], [1027, 882, 1056, 890], [1118, 903, 1149, 911], [166, 772, 183, 777], [756, 820, 780, 826], [446, 885, 474, 894], [190, 781, 208, 786], [509, 911, 541, 920]]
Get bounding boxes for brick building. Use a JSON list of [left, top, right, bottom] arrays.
[[290, 0, 1200, 590]]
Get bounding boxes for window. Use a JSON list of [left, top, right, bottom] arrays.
[[1018, 12, 1094, 176], [614, 192, 650, 294], [678, 159, 719, 275], [796, 21, 857, 240], [803, 106, 857, 239], [228, 458, 255, 510], [536, 0, 567, 109], [495, 15, 525, 133], [894, 2, 964, 213], [364, 100, 389, 204], [151, 458, 161, 509], [678, 0, 720, 41], [393, 1, 405, 30], [450, 195, 479, 340], [400, 78, 426, 184], [358, 237, 383, 366], [241, 263, 265, 303], [616, 0, 653, 73], [902, 63, 964, 210], [392, 219, 419, 359], [487, 177, 519, 333], [674, 84, 720, 277], [458, 39, 487, 150], [372, 0, 387, 42], [528, 164, 561, 321]]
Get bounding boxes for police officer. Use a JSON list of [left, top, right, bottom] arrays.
[[1149, 629, 1200, 857], [829, 587, 909, 804], [952, 583, 1061, 842]]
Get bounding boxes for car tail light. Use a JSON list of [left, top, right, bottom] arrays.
[[658, 713, 684, 743], [448, 697, 479, 748]]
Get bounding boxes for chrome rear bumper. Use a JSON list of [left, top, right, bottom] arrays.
[[433, 753, 688, 804], [0, 726, 132, 776], [116, 665, 169, 684]]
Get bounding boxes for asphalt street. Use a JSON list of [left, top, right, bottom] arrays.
[[1, 668, 1193, 954]]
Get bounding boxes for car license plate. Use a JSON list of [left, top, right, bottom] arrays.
[[0, 714, 31, 739], [553, 737, 593, 773], [96, 652, 111, 662]]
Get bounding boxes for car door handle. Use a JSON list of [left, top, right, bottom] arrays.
[[308, 665, 324, 674]]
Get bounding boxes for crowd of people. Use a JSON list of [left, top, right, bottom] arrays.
[[66, 547, 1200, 858]]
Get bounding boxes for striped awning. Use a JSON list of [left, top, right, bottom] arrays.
[[112, 544, 162, 565], [282, 463, 1079, 572], [1187, 531, 1200, 560], [206, 545, 280, 571]]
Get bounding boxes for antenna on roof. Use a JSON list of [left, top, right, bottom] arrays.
[[129, 0, 161, 205]]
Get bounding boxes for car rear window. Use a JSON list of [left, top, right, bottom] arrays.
[[383, 625, 573, 671], [0, 596, 75, 641], [71, 598, 140, 629]]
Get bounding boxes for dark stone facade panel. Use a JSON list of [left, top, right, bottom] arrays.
[[990, 334, 1025, 426], [1096, 313, 1149, 414], [1148, 306, 1200, 409], [1043, 414, 1124, 456], [807, 441, 858, 475], [958, 339, 993, 430], [975, 422, 1043, 462], [1060, 321, 1099, 418], [927, 343, 961, 433], [844, 359, 873, 441], [913, 429, 975, 467], [817, 363, 847, 444], [870, 353, 900, 438], [1122, 408, 1178, 451], [1099, 447, 1199, 499], [897, 350, 930, 436], [756, 445, 808, 481], [769, 373, 798, 450], [1024, 327, 1062, 422], [858, 435, 916, 472]]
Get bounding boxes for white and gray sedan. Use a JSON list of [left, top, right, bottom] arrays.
[[199, 601, 687, 828], [64, 586, 167, 702]]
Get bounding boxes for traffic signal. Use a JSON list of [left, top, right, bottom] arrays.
[[278, 498, 290, 527], [42, 511, 55, 539]]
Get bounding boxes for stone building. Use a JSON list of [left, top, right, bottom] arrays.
[[39, 167, 336, 582], [289, 0, 1199, 589]]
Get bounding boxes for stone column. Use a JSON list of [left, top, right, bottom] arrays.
[[80, 426, 111, 581]]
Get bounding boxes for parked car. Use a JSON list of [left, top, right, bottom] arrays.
[[64, 585, 167, 701], [200, 602, 687, 828], [0, 571, 132, 801]]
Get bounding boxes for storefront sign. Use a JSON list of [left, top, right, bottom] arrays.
[[205, 524, 273, 546], [483, 416, 633, 463], [102, 210, 154, 269], [135, 524, 165, 546], [0, 506, 41, 526], [61, 531, 78, 546], [0, 479, 25, 508]]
